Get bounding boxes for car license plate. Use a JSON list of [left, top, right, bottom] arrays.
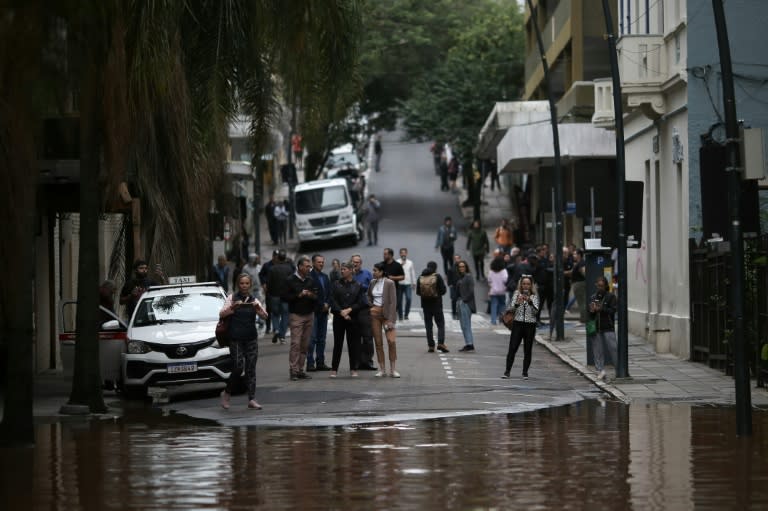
[[167, 362, 197, 374]]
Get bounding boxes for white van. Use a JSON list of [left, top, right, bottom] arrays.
[[293, 178, 360, 248]]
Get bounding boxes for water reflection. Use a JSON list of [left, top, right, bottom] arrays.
[[2, 402, 767, 510]]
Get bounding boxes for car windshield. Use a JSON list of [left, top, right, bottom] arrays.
[[327, 152, 359, 168], [295, 185, 348, 213], [132, 292, 224, 327]]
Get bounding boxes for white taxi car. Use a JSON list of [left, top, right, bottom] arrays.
[[121, 281, 230, 398]]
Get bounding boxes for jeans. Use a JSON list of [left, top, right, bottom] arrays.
[[489, 294, 506, 324], [366, 220, 379, 245], [397, 284, 413, 319], [458, 301, 474, 345], [592, 330, 618, 372], [269, 297, 289, 337], [307, 311, 329, 367]]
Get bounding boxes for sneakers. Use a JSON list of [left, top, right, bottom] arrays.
[[296, 372, 312, 380], [220, 390, 230, 409], [351, 371, 359, 378], [428, 347, 435, 353], [390, 370, 401, 378], [522, 373, 529, 380], [247, 400, 262, 410], [329, 371, 337, 378], [501, 373, 510, 379], [315, 364, 332, 371], [458, 345, 475, 352], [375, 371, 385, 378], [290, 372, 299, 381], [279, 337, 286, 345], [272, 334, 279, 344], [437, 344, 450, 353], [597, 370, 606, 381], [306, 364, 316, 372]]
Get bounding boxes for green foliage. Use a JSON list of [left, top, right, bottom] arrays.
[[359, 0, 517, 134], [398, 1, 524, 158]]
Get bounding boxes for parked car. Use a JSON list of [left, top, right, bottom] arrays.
[[121, 282, 230, 398], [59, 302, 128, 390], [323, 148, 365, 179]]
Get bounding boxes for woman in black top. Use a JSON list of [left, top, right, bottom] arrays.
[[219, 274, 268, 410], [501, 275, 539, 380], [329, 262, 366, 378]]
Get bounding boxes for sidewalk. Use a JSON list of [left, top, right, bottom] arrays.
[[456, 179, 768, 407]]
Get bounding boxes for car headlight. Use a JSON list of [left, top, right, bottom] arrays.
[[126, 340, 151, 354]]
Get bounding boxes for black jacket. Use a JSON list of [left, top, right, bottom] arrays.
[[283, 274, 319, 315], [330, 279, 367, 317]]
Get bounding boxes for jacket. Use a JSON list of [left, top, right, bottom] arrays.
[[367, 278, 397, 324], [310, 269, 331, 313], [507, 290, 539, 324], [457, 274, 476, 313], [466, 227, 489, 256], [282, 273, 319, 315], [588, 291, 617, 332], [330, 278, 367, 317]]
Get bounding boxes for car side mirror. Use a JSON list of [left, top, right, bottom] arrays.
[[101, 319, 122, 330]]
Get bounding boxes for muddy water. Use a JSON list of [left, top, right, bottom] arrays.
[[2, 401, 767, 510]]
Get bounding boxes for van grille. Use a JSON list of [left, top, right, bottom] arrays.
[[309, 216, 339, 227]]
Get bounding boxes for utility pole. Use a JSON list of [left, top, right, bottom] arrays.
[[527, 0, 564, 341], [712, 0, 752, 436], [601, 0, 629, 378]]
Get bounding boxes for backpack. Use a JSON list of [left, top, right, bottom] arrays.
[[420, 274, 439, 298]]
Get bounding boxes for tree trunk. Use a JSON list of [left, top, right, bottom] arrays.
[[67, 53, 106, 413]]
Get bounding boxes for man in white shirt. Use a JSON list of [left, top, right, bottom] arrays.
[[397, 248, 417, 320]]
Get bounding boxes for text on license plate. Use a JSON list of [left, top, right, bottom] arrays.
[[167, 362, 197, 374]]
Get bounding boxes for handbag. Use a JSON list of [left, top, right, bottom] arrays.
[[215, 315, 231, 347], [501, 309, 515, 330]]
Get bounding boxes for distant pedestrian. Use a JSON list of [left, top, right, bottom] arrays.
[[430, 141, 444, 176], [365, 194, 381, 246], [466, 219, 490, 280], [241, 253, 261, 298], [283, 255, 319, 381], [329, 258, 342, 283], [446, 254, 462, 319], [264, 195, 279, 245], [210, 255, 231, 293], [219, 273, 268, 410], [588, 276, 618, 381], [501, 275, 539, 380], [494, 219, 513, 254], [329, 262, 366, 378], [374, 135, 383, 172], [307, 254, 332, 372], [266, 249, 293, 344], [456, 260, 476, 352], [397, 248, 417, 320], [487, 257, 508, 325], [438, 154, 449, 191], [435, 216, 458, 276], [447, 155, 459, 193], [416, 261, 448, 353], [368, 263, 399, 377], [291, 133, 303, 170], [569, 249, 587, 321], [274, 200, 289, 246], [487, 159, 500, 191]]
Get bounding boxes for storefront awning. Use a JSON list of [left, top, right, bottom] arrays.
[[497, 123, 616, 174]]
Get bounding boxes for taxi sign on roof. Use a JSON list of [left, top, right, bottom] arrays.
[[168, 275, 197, 284]]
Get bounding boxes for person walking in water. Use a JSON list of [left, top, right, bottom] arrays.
[[501, 275, 539, 380]]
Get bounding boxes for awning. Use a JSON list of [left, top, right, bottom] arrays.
[[497, 122, 616, 174], [476, 101, 550, 159]]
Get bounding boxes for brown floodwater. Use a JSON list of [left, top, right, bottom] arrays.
[[2, 401, 768, 510]]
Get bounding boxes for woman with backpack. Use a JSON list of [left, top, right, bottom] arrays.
[[416, 261, 448, 353]]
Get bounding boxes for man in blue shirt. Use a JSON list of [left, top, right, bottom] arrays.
[[307, 254, 332, 371], [350, 253, 376, 370]]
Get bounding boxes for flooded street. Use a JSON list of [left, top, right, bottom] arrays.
[[3, 401, 767, 510]]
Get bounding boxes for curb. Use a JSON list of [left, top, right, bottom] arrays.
[[535, 334, 632, 404]]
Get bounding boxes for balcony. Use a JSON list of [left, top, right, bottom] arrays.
[[617, 34, 667, 118], [592, 78, 614, 129]]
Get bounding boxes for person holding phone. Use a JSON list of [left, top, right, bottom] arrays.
[[219, 273, 268, 410], [368, 263, 399, 377], [501, 275, 539, 380]]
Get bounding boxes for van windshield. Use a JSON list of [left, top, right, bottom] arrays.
[[295, 185, 348, 213]]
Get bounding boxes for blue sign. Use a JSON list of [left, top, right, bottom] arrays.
[[565, 201, 576, 214]]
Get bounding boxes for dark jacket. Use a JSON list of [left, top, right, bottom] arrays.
[[416, 268, 447, 307], [588, 291, 617, 332], [267, 261, 294, 298], [283, 274, 319, 315], [310, 269, 331, 313], [457, 274, 476, 313], [330, 279, 367, 317], [466, 227, 489, 256]]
